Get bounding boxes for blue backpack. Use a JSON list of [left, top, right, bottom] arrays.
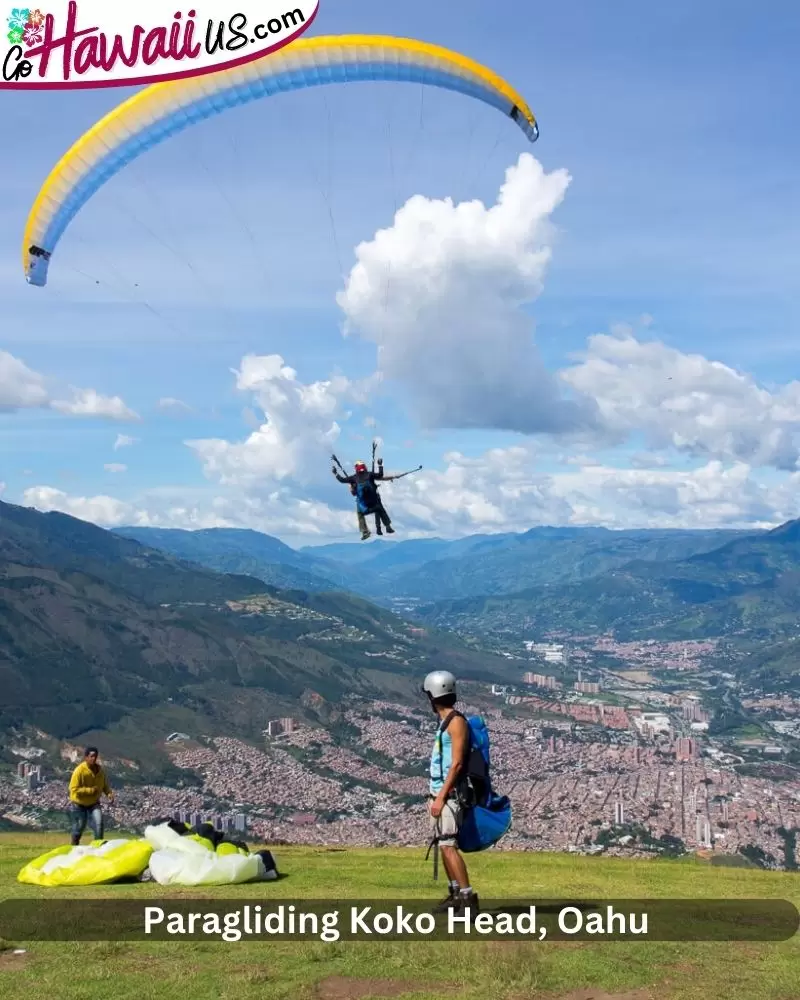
[[355, 478, 379, 514], [429, 712, 512, 865]]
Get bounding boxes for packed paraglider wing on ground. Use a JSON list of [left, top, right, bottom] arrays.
[[17, 819, 279, 888]]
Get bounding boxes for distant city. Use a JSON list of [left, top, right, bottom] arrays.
[[2, 631, 798, 870]]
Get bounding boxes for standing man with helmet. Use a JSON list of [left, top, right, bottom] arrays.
[[422, 670, 479, 912]]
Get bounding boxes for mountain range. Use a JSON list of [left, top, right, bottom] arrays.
[[0, 501, 518, 774], [118, 525, 752, 603], [419, 519, 800, 642], [116, 520, 800, 646], [5, 501, 800, 773]]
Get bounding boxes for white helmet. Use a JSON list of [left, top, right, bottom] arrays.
[[422, 670, 457, 700]]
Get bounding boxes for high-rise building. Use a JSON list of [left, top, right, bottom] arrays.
[[525, 673, 558, 689], [614, 801, 625, 826], [681, 701, 711, 724], [17, 762, 26, 778], [675, 738, 698, 761], [235, 814, 247, 833]]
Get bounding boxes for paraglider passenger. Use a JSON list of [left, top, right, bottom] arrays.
[[423, 671, 478, 913], [332, 460, 394, 540], [68, 747, 114, 845]]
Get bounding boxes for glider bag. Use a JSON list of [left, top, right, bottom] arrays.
[[17, 839, 153, 887], [457, 794, 512, 854]]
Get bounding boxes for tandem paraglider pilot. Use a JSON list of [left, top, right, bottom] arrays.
[[68, 746, 114, 845]]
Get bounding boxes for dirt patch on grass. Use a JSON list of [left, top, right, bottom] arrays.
[[0, 950, 29, 971], [549, 991, 654, 1000], [315, 976, 455, 999]]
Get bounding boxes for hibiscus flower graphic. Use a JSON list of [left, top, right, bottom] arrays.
[[6, 8, 30, 32], [7, 25, 24, 44], [27, 7, 44, 27], [22, 21, 41, 45]]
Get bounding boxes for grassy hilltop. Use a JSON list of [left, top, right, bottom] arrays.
[[1, 833, 798, 1000]]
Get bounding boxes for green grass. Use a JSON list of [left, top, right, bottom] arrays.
[[1, 833, 798, 1000]]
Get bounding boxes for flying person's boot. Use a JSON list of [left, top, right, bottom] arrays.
[[378, 503, 394, 534], [358, 511, 370, 541]]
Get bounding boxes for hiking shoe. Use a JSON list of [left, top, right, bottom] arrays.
[[361, 531, 371, 540], [385, 526, 395, 534], [461, 892, 480, 914], [432, 890, 460, 913], [448, 892, 480, 916]]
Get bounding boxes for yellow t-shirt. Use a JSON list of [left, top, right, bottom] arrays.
[[68, 762, 111, 806]]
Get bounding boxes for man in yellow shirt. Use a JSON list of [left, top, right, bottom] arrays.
[[68, 747, 114, 845]]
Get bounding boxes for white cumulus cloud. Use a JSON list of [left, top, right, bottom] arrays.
[[23, 487, 134, 528], [337, 153, 596, 435], [20, 484, 355, 538], [562, 331, 800, 470], [157, 397, 193, 414], [104, 464, 127, 474], [114, 434, 137, 451], [188, 355, 377, 489], [22, 453, 797, 542], [387, 450, 795, 535], [52, 389, 139, 422], [0, 351, 50, 410], [0, 350, 138, 422]]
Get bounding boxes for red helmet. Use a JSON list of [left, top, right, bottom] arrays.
[[354, 462, 367, 473]]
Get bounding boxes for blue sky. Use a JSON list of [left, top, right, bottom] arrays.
[[1, 0, 799, 544]]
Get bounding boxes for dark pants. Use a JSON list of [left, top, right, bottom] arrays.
[[373, 500, 392, 532], [357, 502, 392, 536], [69, 802, 103, 845]]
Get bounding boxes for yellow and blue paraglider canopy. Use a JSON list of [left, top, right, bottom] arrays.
[[22, 34, 539, 287]]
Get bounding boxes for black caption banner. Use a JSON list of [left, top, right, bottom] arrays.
[[1, 899, 798, 943]]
